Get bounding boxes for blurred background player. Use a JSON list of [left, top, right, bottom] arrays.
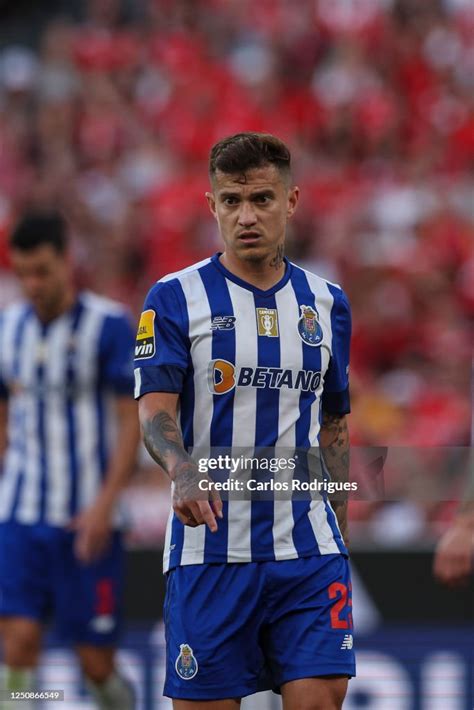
[[0, 211, 139, 709], [433, 504, 474, 586], [135, 132, 354, 710]]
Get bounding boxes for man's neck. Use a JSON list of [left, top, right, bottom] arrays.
[[35, 289, 77, 324], [220, 253, 286, 291]]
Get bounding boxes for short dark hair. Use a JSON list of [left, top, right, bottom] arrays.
[[209, 132, 291, 182], [9, 211, 67, 254]]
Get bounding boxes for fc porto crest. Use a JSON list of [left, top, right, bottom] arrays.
[[175, 643, 198, 680], [298, 304, 323, 346]]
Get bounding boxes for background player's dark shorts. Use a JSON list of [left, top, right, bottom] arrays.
[[164, 554, 355, 701], [0, 521, 123, 646]]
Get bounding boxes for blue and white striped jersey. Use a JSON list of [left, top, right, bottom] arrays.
[[134, 255, 351, 571], [0, 291, 135, 526]]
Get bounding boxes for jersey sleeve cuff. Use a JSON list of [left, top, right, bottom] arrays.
[[134, 364, 185, 398], [322, 387, 351, 415]]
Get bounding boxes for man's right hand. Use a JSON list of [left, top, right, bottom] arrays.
[[172, 462, 223, 532]]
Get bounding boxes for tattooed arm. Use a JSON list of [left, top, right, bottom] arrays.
[[138, 392, 222, 531], [319, 412, 350, 546]]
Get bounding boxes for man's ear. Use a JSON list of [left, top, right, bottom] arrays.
[[205, 192, 217, 219], [287, 186, 299, 218]]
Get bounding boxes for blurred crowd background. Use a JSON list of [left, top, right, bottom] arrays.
[[0, 0, 472, 547]]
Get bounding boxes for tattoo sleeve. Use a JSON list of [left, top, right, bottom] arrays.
[[142, 411, 187, 474], [142, 411, 204, 502], [319, 412, 350, 545]]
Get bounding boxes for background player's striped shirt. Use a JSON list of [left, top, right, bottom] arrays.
[[0, 292, 135, 526], [134, 254, 351, 571]]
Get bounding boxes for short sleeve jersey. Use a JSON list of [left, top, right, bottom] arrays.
[[134, 255, 351, 571]]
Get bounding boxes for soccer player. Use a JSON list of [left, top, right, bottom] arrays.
[[135, 133, 355, 709], [0, 212, 139, 709]]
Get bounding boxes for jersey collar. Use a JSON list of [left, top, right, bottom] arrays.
[[211, 252, 292, 297]]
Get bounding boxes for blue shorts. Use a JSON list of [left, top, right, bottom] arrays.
[[164, 554, 355, 700], [0, 521, 123, 646]]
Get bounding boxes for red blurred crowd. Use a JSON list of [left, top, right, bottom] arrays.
[[0, 0, 472, 541]]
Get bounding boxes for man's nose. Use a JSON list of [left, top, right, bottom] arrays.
[[238, 202, 257, 227]]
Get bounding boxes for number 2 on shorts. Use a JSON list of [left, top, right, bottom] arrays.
[[328, 581, 353, 629]]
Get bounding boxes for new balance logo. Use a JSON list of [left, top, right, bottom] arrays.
[[340, 634, 353, 650], [211, 316, 236, 331]]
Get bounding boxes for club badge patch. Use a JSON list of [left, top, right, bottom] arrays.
[[298, 305, 323, 346], [175, 644, 198, 680], [135, 309, 156, 359]]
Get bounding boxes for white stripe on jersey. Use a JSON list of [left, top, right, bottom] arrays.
[[171, 269, 211, 567], [304, 272, 334, 446], [81, 290, 125, 316], [16, 317, 42, 523], [226, 279, 258, 563], [272, 281, 300, 560], [75, 308, 103, 512], [162, 492, 174, 571], [0, 304, 25, 377], [44, 316, 72, 525], [0, 447, 21, 521], [159, 258, 212, 284], [133, 367, 142, 399], [0, 306, 26, 521], [304, 274, 340, 554]]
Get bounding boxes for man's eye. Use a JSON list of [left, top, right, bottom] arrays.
[[255, 195, 270, 203], [223, 197, 238, 205]]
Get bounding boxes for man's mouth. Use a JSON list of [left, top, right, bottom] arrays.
[[238, 232, 261, 243]]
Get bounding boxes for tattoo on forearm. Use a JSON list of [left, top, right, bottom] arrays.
[[269, 243, 284, 270], [142, 411, 203, 502], [320, 413, 350, 541], [142, 411, 189, 476]]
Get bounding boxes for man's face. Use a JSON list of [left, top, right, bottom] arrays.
[[206, 165, 299, 265], [10, 244, 70, 317]]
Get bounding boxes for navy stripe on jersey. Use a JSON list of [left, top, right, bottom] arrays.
[[251, 292, 279, 561], [96, 390, 107, 480], [323, 283, 351, 415], [199, 263, 234, 563], [67, 301, 84, 517], [289, 268, 322, 556], [37, 323, 47, 522], [9, 307, 34, 520], [171, 280, 194, 450]]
